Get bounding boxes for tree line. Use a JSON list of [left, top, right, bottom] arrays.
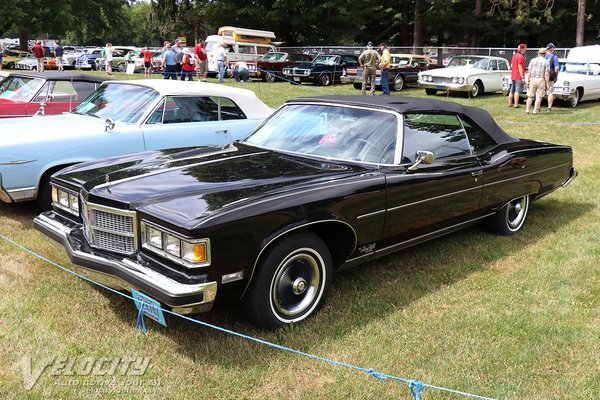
[[1, 0, 598, 49]]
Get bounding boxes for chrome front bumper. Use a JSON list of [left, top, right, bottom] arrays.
[[418, 81, 473, 92], [34, 211, 217, 314]]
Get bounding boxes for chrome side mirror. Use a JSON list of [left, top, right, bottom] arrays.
[[105, 118, 115, 132], [33, 101, 47, 117], [408, 150, 435, 171]]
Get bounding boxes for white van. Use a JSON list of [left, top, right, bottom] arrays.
[[205, 26, 276, 73]]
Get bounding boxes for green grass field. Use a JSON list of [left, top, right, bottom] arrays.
[[1, 73, 598, 399]]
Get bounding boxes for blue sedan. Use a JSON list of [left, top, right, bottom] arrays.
[[0, 79, 274, 207]]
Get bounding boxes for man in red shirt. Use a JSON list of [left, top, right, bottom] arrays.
[[194, 39, 208, 82], [508, 43, 527, 108], [31, 41, 45, 72], [141, 46, 153, 77]]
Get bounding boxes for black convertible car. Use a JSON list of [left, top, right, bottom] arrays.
[[34, 96, 577, 330]]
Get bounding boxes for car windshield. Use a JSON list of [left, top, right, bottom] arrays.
[[392, 57, 411, 66], [0, 76, 44, 102], [260, 52, 287, 61], [71, 84, 160, 123], [313, 55, 339, 65], [243, 104, 399, 165], [563, 62, 600, 75], [447, 56, 488, 68]]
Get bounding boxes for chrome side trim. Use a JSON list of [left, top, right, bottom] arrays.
[[241, 219, 358, 298], [481, 163, 570, 188], [387, 185, 481, 213], [356, 209, 386, 220], [199, 176, 384, 227], [6, 186, 36, 202], [352, 212, 496, 261], [0, 159, 37, 165]]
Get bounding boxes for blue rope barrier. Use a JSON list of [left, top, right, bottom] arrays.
[[0, 232, 497, 400]]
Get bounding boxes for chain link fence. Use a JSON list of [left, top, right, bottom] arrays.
[[278, 46, 571, 65]]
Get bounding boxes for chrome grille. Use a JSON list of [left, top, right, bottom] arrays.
[[432, 77, 454, 84], [81, 201, 137, 255]]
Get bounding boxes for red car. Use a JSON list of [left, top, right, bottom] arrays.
[[0, 72, 106, 118], [245, 52, 314, 82]]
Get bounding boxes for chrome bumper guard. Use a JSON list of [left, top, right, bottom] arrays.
[[561, 167, 578, 188], [34, 212, 217, 315]]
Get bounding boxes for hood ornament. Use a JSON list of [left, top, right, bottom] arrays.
[[104, 174, 112, 193]]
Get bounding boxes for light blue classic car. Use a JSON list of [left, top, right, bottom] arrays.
[[0, 79, 274, 207]]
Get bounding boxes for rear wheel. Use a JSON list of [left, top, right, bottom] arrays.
[[243, 232, 332, 330], [392, 74, 405, 91], [485, 195, 530, 235], [425, 88, 437, 96], [117, 62, 127, 72]]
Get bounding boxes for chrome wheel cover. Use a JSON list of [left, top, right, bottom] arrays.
[[270, 248, 324, 321], [507, 196, 528, 231]]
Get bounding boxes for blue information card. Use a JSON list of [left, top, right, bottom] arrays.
[[132, 289, 167, 327]]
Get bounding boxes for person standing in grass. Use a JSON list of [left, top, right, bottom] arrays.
[[162, 44, 177, 80], [181, 48, 195, 81], [194, 39, 208, 82], [358, 41, 380, 96], [54, 40, 64, 71], [508, 43, 526, 108], [379, 43, 391, 95], [141, 46, 153, 77], [545, 43, 560, 112], [104, 43, 114, 76], [525, 47, 550, 115], [31, 41, 45, 72]]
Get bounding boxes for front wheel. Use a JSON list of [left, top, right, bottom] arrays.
[[243, 232, 332, 330], [569, 88, 581, 108], [484, 195, 530, 235], [471, 80, 483, 97], [265, 71, 277, 83], [392, 74, 404, 91], [7, 61, 15, 69], [318, 73, 332, 86], [425, 88, 437, 96], [117, 62, 127, 72]]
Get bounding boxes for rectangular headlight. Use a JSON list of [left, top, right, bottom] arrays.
[[141, 221, 210, 268], [163, 233, 181, 257], [146, 225, 162, 248]]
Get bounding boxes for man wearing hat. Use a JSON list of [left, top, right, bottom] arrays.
[[358, 41, 380, 95], [525, 47, 550, 115], [545, 43, 560, 112], [508, 43, 527, 108]]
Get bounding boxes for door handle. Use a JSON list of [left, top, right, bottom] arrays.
[[471, 170, 483, 177]]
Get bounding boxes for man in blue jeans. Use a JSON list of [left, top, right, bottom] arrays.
[[379, 43, 391, 95], [162, 44, 177, 80], [216, 42, 228, 82]]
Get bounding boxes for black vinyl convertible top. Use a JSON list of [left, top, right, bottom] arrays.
[[286, 95, 518, 145], [4, 72, 108, 84]]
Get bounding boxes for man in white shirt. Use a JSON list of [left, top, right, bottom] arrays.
[[216, 42, 228, 82], [232, 61, 250, 82]]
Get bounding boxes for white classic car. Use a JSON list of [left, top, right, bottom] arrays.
[[502, 45, 600, 107], [418, 55, 511, 97], [0, 79, 273, 207]]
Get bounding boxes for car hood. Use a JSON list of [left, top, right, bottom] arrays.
[[0, 113, 107, 146], [67, 144, 366, 230]]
